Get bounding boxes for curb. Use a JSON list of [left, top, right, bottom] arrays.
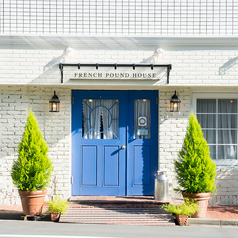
[[0, 211, 23, 220], [0, 211, 51, 221], [188, 218, 238, 226]]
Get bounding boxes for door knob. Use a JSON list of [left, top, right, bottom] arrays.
[[121, 145, 126, 149]]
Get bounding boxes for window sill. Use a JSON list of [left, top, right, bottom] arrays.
[[214, 159, 238, 167]]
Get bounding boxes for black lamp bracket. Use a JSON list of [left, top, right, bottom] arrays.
[[59, 63, 172, 84]]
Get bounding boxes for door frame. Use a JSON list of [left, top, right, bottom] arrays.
[[71, 90, 159, 196]]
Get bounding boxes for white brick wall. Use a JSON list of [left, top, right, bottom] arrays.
[[166, 47, 238, 86], [0, 86, 71, 205], [159, 88, 238, 205], [0, 44, 238, 87], [159, 88, 190, 199], [210, 167, 238, 205]]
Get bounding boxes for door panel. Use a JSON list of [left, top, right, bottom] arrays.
[[104, 146, 120, 186], [81, 146, 97, 186], [72, 90, 127, 196], [133, 145, 151, 186], [127, 91, 158, 195], [72, 90, 158, 196]]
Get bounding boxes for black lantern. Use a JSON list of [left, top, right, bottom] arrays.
[[49, 91, 60, 112], [170, 90, 181, 112]]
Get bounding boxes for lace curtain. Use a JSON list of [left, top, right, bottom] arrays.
[[134, 99, 151, 139], [82, 99, 119, 139]]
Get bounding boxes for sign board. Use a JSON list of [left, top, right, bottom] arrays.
[[63, 66, 168, 81], [137, 128, 149, 136], [59, 63, 172, 83]]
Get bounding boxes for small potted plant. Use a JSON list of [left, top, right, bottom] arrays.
[[11, 110, 53, 216], [174, 113, 216, 218], [46, 195, 69, 222], [162, 198, 200, 226]]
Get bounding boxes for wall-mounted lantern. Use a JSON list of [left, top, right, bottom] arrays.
[[155, 47, 164, 58], [49, 91, 60, 112], [170, 90, 181, 112], [65, 47, 74, 57]]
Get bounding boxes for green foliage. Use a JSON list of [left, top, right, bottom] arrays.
[[174, 113, 216, 193], [162, 198, 200, 217], [47, 195, 69, 215], [11, 110, 53, 191]]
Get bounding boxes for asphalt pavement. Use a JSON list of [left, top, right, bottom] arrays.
[[0, 220, 238, 238]]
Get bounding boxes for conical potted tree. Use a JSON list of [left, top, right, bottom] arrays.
[[11, 110, 53, 216], [174, 113, 216, 218]]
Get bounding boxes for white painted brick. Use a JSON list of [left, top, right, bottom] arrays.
[[0, 45, 237, 86], [0, 85, 71, 205]]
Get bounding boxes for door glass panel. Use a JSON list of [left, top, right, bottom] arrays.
[[82, 99, 119, 139], [134, 99, 151, 139]]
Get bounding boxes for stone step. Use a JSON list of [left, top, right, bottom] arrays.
[[69, 196, 168, 205], [66, 208, 166, 211], [60, 205, 175, 226], [61, 197, 174, 225]]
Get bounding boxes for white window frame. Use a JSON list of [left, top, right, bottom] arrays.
[[192, 92, 238, 167]]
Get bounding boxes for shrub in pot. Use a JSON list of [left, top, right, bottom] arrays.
[[46, 195, 69, 222], [162, 198, 200, 225], [174, 113, 216, 218], [11, 110, 53, 216]]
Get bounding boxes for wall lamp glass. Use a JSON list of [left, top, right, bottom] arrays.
[[170, 90, 181, 112], [49, 91, 60, 112]]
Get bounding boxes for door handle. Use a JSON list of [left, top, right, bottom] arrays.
[[121, 145, 126, 149]]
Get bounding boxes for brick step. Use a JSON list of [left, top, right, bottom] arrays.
[[69, 201, 165, 209], [60, 220, 174, 226], [62, 197, 174, 225], [66, 207, 166, 211], [60, 219, 174, 226], [60, 206, 175, 226], [70, 204, 164, 208], [62, 216, 172, 220], [65, 210, 168, 216], [69, 196, 168, 206], [63, 213, 171, 217]]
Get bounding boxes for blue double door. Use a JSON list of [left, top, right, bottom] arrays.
[[72, 90, 158, 196]]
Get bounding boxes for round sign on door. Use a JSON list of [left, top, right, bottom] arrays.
[[138, 116, 147, 126]]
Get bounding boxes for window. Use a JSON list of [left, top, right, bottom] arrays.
[[82, 99, 119, 139], [196, 96, 238, 163], [134, 99, 151, 139]]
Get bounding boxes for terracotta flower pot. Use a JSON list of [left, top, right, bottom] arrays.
[[182, 192, 211, 218], [175, 215, 188, 226], [19, 190, 47, 216], [50, 212, 61, 222]]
